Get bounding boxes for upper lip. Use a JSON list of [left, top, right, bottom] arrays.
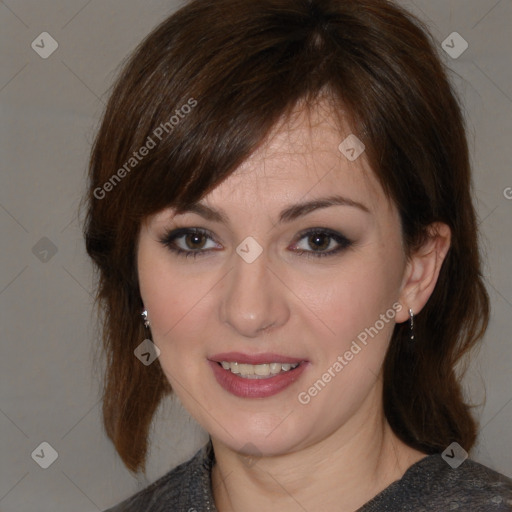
[[209, 352, 306, 365]]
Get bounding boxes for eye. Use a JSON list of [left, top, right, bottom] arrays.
[[291, 228, 353, 259], [159, 227, 353, 260], [159, 228, 220, 259]]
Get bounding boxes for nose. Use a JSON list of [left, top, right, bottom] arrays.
[[220, 247, 290, 338]]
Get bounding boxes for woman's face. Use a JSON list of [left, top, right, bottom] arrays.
[[137, 104, 411, 456]]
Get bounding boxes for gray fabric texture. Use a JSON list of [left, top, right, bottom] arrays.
[[104, 440, 512, 511]]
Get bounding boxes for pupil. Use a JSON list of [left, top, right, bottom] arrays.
[[188, 234, 204, 249], [310, 234, 328, 251]]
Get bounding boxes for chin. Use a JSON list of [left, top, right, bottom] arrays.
[[208, 410, 315, 457]]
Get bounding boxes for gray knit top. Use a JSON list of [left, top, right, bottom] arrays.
[[104, 440, 512, 511]]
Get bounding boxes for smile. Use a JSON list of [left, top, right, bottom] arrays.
[[208, 353, 308, 398], [219, 361, 300, 378]]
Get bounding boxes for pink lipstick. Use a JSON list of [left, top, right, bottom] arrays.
[[208, 352, 309, 398]]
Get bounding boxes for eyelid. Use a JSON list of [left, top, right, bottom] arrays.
[[159, 227, 220, 249], [158, 226, 353, 259], [290, 228, 353, 258]]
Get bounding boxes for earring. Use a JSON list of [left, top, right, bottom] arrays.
[[137, 309, 160, 365], [141, 309, 150, 328], [409, 308, 415, 341]]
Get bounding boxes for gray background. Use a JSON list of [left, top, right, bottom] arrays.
[[0, 0, 511, 510]]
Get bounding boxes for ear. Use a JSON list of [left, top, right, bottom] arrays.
[[395, 222, 451, 324]]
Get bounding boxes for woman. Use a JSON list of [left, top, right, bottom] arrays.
[[83, 0, 512, 510]]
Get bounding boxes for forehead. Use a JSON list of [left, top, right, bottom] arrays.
[[201, 103, 384, 211], [150, 101, 393, 226]]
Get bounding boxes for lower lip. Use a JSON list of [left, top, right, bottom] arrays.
[[208, 361, 308, 398]]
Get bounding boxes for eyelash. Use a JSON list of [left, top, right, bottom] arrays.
[[158, 227, 353, 260]]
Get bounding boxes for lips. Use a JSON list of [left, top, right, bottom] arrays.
[[208, 352, 309, 398]]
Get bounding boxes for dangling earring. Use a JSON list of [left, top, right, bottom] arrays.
[[135, 309, 160, 365], [141, 309, 150, 329], [409, 308, 415, 341]]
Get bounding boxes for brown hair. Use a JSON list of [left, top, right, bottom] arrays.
[[83, 0, 489, 473]]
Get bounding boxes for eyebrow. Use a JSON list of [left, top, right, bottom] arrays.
[[173, 194, 371, 225]]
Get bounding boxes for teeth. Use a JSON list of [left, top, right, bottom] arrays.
[[269, 362, 281, 374], [254, 364, 270, 376], [238, 364, 254, 375], [219, 361, 300, 378]]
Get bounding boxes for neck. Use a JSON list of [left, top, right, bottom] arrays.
[[211, 384, 426, 512]]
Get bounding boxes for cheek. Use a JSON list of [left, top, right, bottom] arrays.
[[293, 257, 402, 423], [307, 246, 404, 364], [137, 244, 206, 346], [138, 266, 211, 393]]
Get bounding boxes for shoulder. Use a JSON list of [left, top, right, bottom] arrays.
[[403, 454, 512, 511], [361, 454, 512, 512], [102, 442, 214, 512], [440, 457, 512, 509]]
